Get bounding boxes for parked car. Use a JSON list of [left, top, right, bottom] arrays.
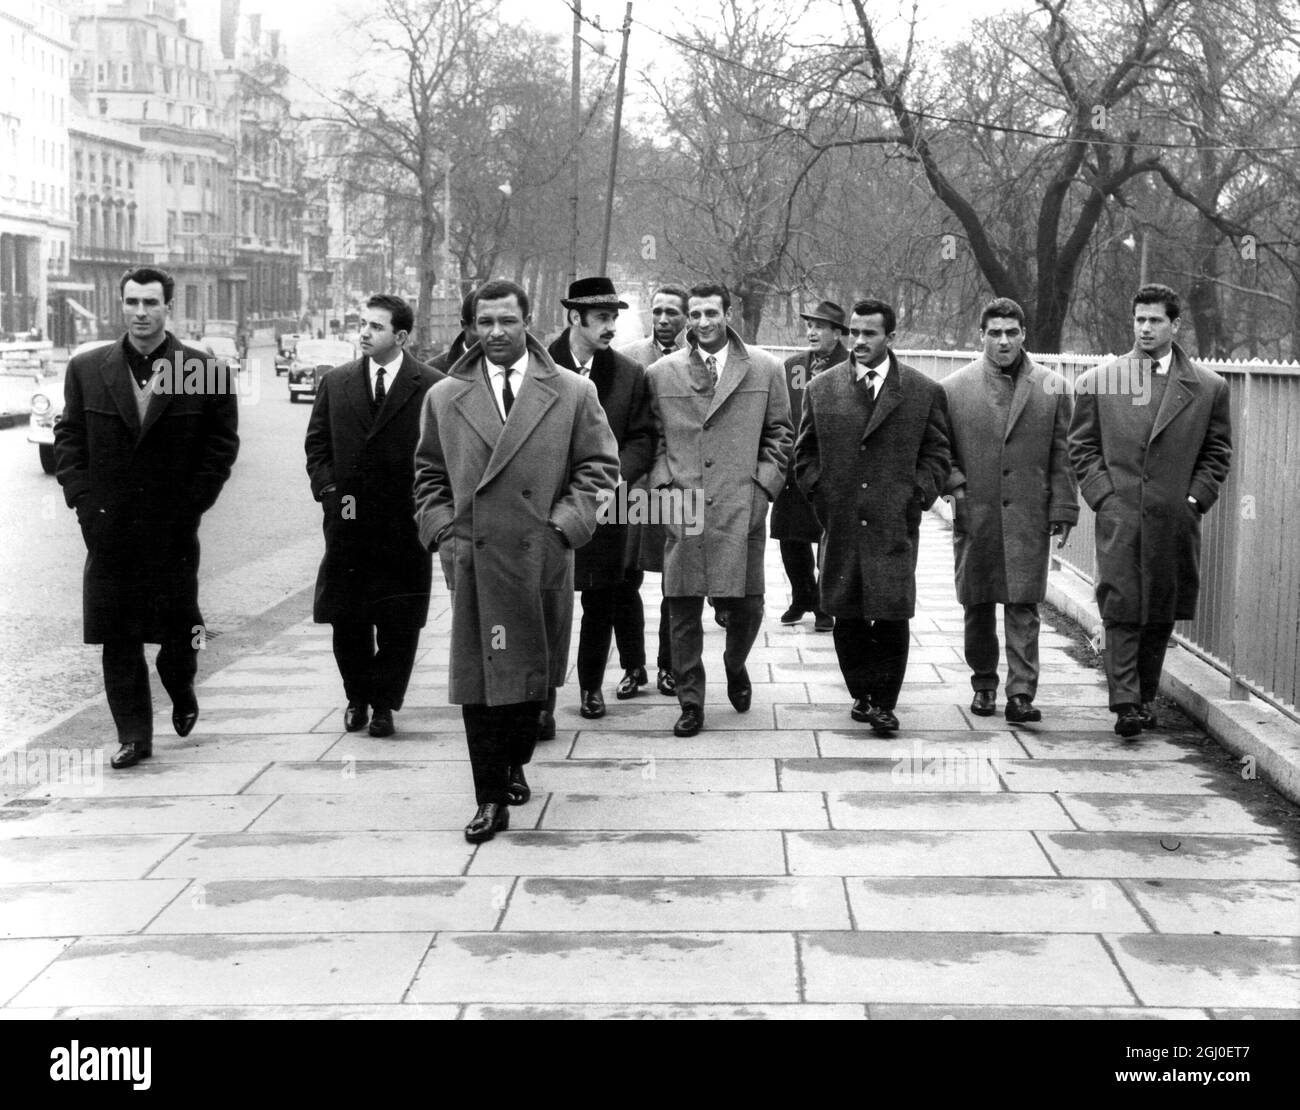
[[199, 334, 241, 374], [275, 332, 303, 375], [287, 338, 355, 403], [28, 339, 113, 473]]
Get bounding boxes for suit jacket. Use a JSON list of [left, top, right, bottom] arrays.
[[54, 332, 240, 643], [305, 351, 444, 629], [412, 334, 620, 705], [647, 327, 793, 597], [795, 352, 950, 619], [1068, 342, 1231, 622], [430, 332, 476, 373], [772, 342, 847, 541], [942, 354, 1078, 604], [547, 331, 655, 588], [619, 335, 681, 371]]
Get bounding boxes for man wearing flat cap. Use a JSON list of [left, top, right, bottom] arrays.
[[773, 300, 848, 632], [546, 277, 656, 722]]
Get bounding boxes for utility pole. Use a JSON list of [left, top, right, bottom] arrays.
[[598, 3, 633, 274], [568, 1, 582, 283]]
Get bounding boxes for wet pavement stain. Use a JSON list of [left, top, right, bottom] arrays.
[[521, 877, 782, 905], [506, 831, 701, 848], [183, 832, 349, 849], [803, 931, 1049, 964], [1115, 933, 1300, 974], [1046, 832, 1299, 865], [56, 934, 338, 962], [191, 878, 467, 905], [450, 933, 724, 960]]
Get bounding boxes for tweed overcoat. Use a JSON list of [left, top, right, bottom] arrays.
[[304, 352, 444, 629], [547, 331, 655, 588], [412, 334, 620, 705], [618, 334, 683, 573], [942, 354, 1078, 605], [54, 333, 240, 643], [1068, 342, 1231, 623], [771, 343, 846, 542], [646, 327, 793, 598], [795, 353, 951, 620]]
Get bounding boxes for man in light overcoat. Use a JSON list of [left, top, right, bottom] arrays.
[[413, 279, 620, 842], [1068, 284, 1231, 737], [942, 297, 1078, 724]]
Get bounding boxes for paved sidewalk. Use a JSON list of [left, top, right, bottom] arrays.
[[2, 514, 1298, 1019]]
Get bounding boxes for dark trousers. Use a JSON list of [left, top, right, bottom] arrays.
[[577, 570, 647, 689], [657, 594, 672, 671], [780, 540, 820, 611], [332, 620, 421, 711], [462, 701, 542, 805], [103, 636, 198, 745], [667, 594, 764, 709], [1102, 621, 1175, 709], [832, 618, 911, 711], [964, 602, 1041, 699]]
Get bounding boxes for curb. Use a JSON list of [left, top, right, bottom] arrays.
[[928, 501, 1300, 806]]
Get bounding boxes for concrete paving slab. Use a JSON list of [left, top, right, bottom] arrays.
[[776, 704, 972, 732], [465, 1003, 865, 1019], [11, 933, 435, 1007], [465, 830, 786, 876], [541, 791, 828, 831], [0, 795, 271, 837], [155, 707, 334, 734], [524, 759, 779, 794], [548, 704, 779, 731], [244, 760, 472, 795], [22, 761, 267, 799], [1058, 793, 1286, 834], [408, 932, 799, 1004], [787, 831, 1054, 876], [0, 938, 75, 1005], [998, 758, 1224, 794], [146, 877, 503, 933], [316, 707, 467, 733], [317, 733, 471, 761], [1040, 832, 1300, 880], [1120, 880, 1300, 936], [570, 730, 816, 760], [147, 734, 336, 763], [0, 880, 188, 937], [55, 1003, 458, 1019], [816, 730, 1029, 760], [779, 758, 1000, 793], [149, 830, 475, 879], [1209, 1007, 1300, 1019], [247, 793, 522, 832], [502, 876, 851, 931], [845, 877, 1146, 932], [870, 1004, 1206, 1019], [801, 931, 1133, 1005], [828, 792, 1073, 831], [1108, 934, 1300, 1008], [0, 834, 186, 882], [1011, 734, 1208, 760]]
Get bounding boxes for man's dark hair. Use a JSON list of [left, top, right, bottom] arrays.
[[119, 266, 175, 303], [980, 297, 1026, 331], [653, 283, 690, 313], [458, 289, 477, 326], [473, 279, 530, 319], [366, 293, 414, 335], [688, 282, 730, 313], [1132, 283, 1181, 321], [851, 297, 897, 336]]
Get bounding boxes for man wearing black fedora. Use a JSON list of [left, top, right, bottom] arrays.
[[773, 301, 848, 632], [546, 277, 656, 722]]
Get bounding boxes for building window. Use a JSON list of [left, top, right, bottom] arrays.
[[115, 160, 122, 186], [98, 98, 107, 115], [74, 152, 82, 180], [120, 63, 131, 85], [183, 162, 195, 185], [96, 62, 107, 84], [186, 285, 199, 320], [164, 158, 172, 184], [128, 162, 134, 188]]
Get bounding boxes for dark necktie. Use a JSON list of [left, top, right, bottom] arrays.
[[373, 365, 386, 408], [501, 369, 515, 417], [861, 370, 878, 416], [706, 355, 718, 387]]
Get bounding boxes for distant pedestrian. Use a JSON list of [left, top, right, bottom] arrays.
[[1068, 284, 1231, 737], [430, 290, 478, 373]]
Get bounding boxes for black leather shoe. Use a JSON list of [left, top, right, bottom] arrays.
[[1114, 704, 1143, 738], [1005, 694, 1041, 723], [673, 704, 704, 737], [110, 741, 152, 769], [172, 687, 199, 737], [726, 669, 752, 712], [537, 710, 556, 741], [850, 697, 872, 723], [579, 689, 606, 719], [714, 607, 729, 629], [505, 764, 530, 806], [1138, 702, 1159, 730], [368, 708, 395, 737], [343, 701, 369, 732], [813, 611, 834, 632], [615, 666, 648, 700], [865, 706, 900, 735], [779, 605, 806, 625], [464, 802, 509, 843], [970, 689, 997, 717], [657, 669, 677, 696]]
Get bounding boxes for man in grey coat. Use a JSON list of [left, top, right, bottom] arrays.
[[942, 297, 1078, 724], [647, 282, 793, 737], [413, 279, 620, 842], [1069, 284, 1231, 738]]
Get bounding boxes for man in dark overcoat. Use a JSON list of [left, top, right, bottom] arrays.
[[647, 282, 793, 737], [942, 297, 1078, 723], [1068, 284, 1231, 737], [430, 290, 477, 373], [413, 279, 619, 843], [547, 277, 655, 719], [54, 266, 240, 768], [773, 300, 848, 632], [620, 282, 690, 697], [795, 297, 950, 735], [305, 294, 443, 738]]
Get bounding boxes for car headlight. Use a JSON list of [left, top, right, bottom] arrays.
[[31, 393, 51, 415]]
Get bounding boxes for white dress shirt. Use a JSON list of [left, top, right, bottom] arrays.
[[1150, 352, 1171, 375], [700, 341, 729, 384], [369, 351, 402, 401], [854, 353, 890, 400], [486, 350, 530, 421]]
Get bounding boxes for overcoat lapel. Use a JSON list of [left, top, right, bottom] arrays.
[[99, 343, 141, 436], [1149, 345, 1197, 443], [478, 352, 558, 491], [342, 359, 373, 429], [705, 338, 748, 420], [367, 353, 419, 440], [862, 353, 903, 441], [1003, 358, 1037, 442], [450, 370, 505, 451], [588, 347, 614, 404]]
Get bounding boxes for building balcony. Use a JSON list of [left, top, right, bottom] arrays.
[[71, 246, 149, 265]]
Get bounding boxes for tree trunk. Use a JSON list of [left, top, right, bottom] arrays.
[[417, 184, 439, 353]]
